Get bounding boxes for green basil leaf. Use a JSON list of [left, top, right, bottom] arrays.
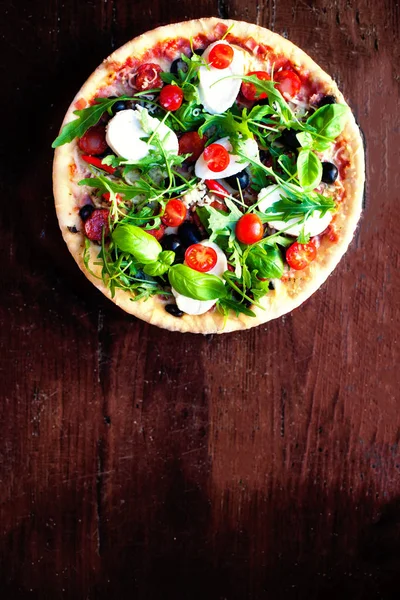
[[216, 298, 256, 318], [296, 131, 313, 148], [112, 224, 162, 264], [306, 104, 349, 149], [143, 251, 175, 276], [247, 245, 284, 279], [168, 264, 226, 300], [297, 148, 323, 191]]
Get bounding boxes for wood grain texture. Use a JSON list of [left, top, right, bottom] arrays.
[[1, 1, 399, 598]]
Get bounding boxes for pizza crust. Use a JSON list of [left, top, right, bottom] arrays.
[[53, 17, 365, 334]]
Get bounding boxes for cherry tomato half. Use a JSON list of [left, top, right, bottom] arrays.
[[274, 69, 301, 99], [235, 214, 264, 245], [241, 71, 270, 101], [134, 63, 163, 91], [78, 125, 108, 156], [178, 131, 206, 162], [159, 84, 184, 111], [185, 244, 218, 273], [285, 241, 316, 270], [208, 43, 234, 69], [146, 224, 166, 241], [203, 144, 230, 173], [161, 199, 187, 227]]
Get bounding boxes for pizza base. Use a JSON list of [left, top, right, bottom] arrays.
[[53, 17, 365, 334]]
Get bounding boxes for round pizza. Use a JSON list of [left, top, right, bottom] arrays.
[[52, 17, 364, 334]]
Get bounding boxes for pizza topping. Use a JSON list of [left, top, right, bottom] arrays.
[[146, 224, 166, 241], [79, 204, 95, 222], [195, 136, 259, 180], [207, 43, 234, 69], [164, 303, 184, 318], [321, 161, 339, 184], [317, 94, 337, 107], [133, 63, 163, 91], [198, 40, 244, 115], [286, 241, 317, 270], [224, 169, 250, 191], [241, 71, 270, 101], [178, 222, 203, 247], [274, 69, 302, 99], [185, 244, 218, 272], [204, 179, 229, 198], [105, 108, 179, 162], [178, 132, 206, 162], [81, 155, 116, 174], [84, 208, 110, 242], [161, 199, 187, 227], [235, 214, 264, 245], [78, 125, 108, 155], [159, 84, 184, 111]]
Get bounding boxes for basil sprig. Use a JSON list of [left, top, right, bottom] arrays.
[[112, 224, 173, 276], [246, 245, 284, 279], [305, 104, 349, 150], [168, 264, 226, 301], [296, 148, 323, 190]]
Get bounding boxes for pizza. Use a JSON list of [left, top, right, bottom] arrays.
[[52, 17, 364, 334]]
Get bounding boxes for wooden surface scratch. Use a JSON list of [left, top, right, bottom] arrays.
[[1, 0, 400, 598]]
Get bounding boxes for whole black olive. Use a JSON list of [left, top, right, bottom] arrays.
[[317, 94, 336, 108], [268, 281, 275, 290], [279, 128, 300, 150], [112, 100, 128, 114], [79, 204, 95, 222], [178, 222, 203, 247], [165, 304, 184, 317], [170, 58, 188, 75], [193, 48, 204, 56], [162, 234, 185, 262], [224, 169, 250, 190], [321, 162, 339, 184]]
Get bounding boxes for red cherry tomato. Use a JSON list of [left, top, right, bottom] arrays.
[[235, 213, 264, 245], [208, 43, 234, 69], [161, 199, 187, 227], [205, 179, 229, 198], [84, 209, 110, 242], [286, 241, 317, 270], [78, 125, 108, 156], [241, 71, 270, 101], [81, 155, 116, 174], [185, 244, 218, 273], [146, 224, 166, 241], [178, 132, 206, 162], [134, 63, 163, 91], [159, 84, 184, 111], [203, 144, 230, 173], [274, 69, 302, 99]]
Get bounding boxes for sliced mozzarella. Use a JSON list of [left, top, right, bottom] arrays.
[[198, 41, 244, 115], [106, 108, 178, 162], [258, 184, 333, 237], [171, 240, 228, 316], [195, 136, 259, 180]]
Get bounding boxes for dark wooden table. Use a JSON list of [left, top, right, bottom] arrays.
[[1, 1, 399, 598]]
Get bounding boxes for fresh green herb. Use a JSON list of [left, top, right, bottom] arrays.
[[216, 297, 256, 318], [296, 148, 323, 190], [112, 224, 162, 264], [168, 264, 226, 301], [143, 250, 175, 276], [263, 190, 335, 221], [305, 104, 349, 150], [246, 245, 284, 279]]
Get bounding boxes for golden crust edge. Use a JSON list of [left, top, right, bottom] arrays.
[[53, 17, 365, 335]]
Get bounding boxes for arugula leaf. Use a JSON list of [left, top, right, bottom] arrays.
[[168, 264, 226, 301], [297, 148, 323, 190], [264, 190, 336, 221], [238, 75, 295, 125], [79, 176, 143, 201], [246, 245, 284, 279], [216, 297, 256, 318], [112, 224, 162, 264], [306, 104, 349, 150], [52, 96, 132, 148], [170, 100, 204, 132]]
